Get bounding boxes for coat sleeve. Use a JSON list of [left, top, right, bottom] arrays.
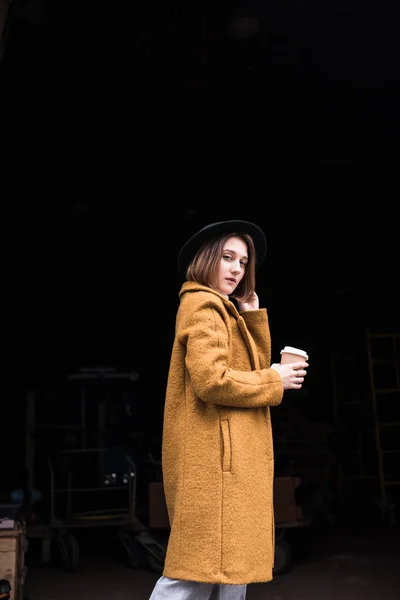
[[178, 297, 283, 408], [240, 308, 273, 369]]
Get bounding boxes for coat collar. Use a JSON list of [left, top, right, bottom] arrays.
[[179, 281, 240, 319], [179, 281, 259, 370]]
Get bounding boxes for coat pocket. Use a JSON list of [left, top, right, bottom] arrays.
[[220, 419, 232, 472]]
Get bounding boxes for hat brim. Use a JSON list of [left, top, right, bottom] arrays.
[[177, 220, 267, 279]]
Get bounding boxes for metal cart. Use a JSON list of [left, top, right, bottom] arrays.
[[273, 476, 314, 575], [48, 446, 142, 570]]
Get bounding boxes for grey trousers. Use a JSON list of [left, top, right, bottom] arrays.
[[149, 575, 247, 600]]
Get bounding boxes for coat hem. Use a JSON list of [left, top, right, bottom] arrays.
[[162, 568, 273, 586]]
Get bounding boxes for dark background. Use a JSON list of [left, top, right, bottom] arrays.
[[1, 0, 399, 546]]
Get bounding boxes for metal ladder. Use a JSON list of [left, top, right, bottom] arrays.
[[366, 330, 400, 524]]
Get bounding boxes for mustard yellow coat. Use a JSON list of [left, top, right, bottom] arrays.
[[162, 281, 284, 585]]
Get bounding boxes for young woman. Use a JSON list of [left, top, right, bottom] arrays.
[[149, 220, 308, 600]]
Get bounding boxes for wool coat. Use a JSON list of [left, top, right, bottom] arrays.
[[161, 281, 284, 585]]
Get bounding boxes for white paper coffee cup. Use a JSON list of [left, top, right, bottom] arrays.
[[280, 346, 309, 363]]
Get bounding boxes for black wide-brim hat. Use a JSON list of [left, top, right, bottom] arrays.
[[177, 220, 267, 279]]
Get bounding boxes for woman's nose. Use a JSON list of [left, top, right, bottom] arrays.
[[231, 263, 240, 274]]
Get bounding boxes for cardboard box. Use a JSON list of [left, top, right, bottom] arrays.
[[148, 482, 170, 529], [0, 522, 26, 600], [273, 476, 302, 524]]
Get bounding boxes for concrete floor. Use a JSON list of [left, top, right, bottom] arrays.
[[24, 525, 400, 600]]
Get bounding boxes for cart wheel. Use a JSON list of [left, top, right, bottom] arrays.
[[116, 529, 148, 569], [134, 531, 167, 574], [145, 552, 165, 574], [56, 531, 80, 571], [273, 538, 292, 575]]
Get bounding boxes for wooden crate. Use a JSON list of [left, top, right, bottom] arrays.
[[0, 523, 26, 600]]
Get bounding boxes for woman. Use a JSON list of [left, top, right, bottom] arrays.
[[149, 220, 308, 600]]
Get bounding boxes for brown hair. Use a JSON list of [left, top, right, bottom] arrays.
[[186, 232, 256, 302]]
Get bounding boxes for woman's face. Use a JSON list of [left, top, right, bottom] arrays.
[[214, 236, 248, 297]]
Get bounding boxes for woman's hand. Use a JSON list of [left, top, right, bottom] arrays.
[[270, 361, 309, 390], [237, 291, 259, 312]]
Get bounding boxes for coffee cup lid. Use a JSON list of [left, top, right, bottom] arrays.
[[280, 346, 309, 360]]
